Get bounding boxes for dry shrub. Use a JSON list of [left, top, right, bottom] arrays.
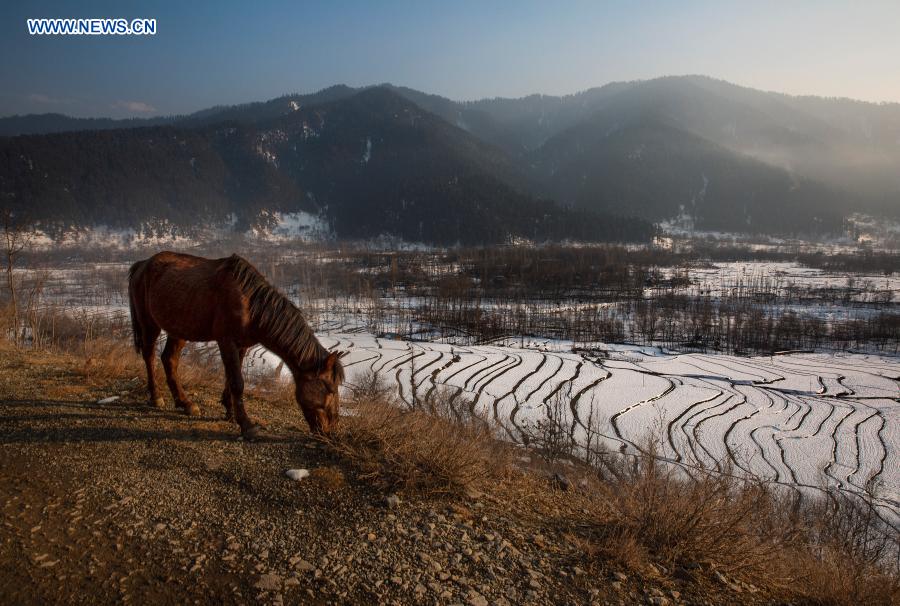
[[0, 302, 14, 341], [580, 442, 899, 604], [587, 450, 795, 587], [790, 495, 900, 605], [172, 344, 227, 391], [327, 370, 508, 494], [76, 336, 144, 385], [19, 306, 223, 394]]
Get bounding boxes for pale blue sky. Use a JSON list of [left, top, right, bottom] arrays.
[[2, 1, 899, 118]]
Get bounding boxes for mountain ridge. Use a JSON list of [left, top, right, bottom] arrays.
[[3, 76, 899, 240], [1, 86, 653, 245]]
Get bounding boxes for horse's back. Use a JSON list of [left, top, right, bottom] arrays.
[[129, 252, 249, 342]]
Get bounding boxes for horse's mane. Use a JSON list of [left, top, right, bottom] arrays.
[[224, 254, 344, 382]]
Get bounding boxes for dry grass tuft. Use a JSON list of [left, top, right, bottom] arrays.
[[326, 371, 509, 494], [586, 452, 795, 586], [574, 442, 900, 604], [75, 337, 144, 386], [790, 495, 900, 605], [309, 466, 346, 490]]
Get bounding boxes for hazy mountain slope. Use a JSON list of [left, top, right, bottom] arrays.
[[532, 116, 842, 234], [627, 77, 900, 201]]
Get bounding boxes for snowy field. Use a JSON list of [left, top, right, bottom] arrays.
[[245, 329, 900, 527], [662, 261, 898, 305]]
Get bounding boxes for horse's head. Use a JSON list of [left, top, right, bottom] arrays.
[[295, 351, 343, 434]]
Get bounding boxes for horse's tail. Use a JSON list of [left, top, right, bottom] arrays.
[[127, 260, 146, 353]]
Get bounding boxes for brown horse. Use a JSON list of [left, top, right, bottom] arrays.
[[128, 251, 344, 438]]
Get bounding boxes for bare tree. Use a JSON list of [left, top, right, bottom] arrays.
[[2, 209, 36, 347]]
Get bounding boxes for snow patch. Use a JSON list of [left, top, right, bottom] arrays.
[[249, 210, 331, 242]]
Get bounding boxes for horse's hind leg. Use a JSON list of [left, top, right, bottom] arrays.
[[220, 347, 248, 421], [141, 325, 163, 408], [219, 342, 258, 438], [161, 336, 200, 416], [220, 387, 233, 422]]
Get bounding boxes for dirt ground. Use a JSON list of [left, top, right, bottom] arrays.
[[0, 346, 759, 605], [0, 347, 571, 605]]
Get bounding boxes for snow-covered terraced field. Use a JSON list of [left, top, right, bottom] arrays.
[[255, 332, 900, 525]]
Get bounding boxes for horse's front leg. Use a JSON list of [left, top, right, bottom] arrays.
[[219, 342, 259, 438], [220, 347, 248, 421]]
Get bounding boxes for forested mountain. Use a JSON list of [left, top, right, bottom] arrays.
[[0, 87, 651, 244], [2, 75, 899, 240]]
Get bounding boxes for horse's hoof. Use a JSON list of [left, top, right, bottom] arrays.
[[223, 413, 234, 422], [151, 397, 165, 409], [241, 425, 264, 441]]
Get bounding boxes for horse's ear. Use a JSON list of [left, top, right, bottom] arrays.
[[320, 352, 339, 378]]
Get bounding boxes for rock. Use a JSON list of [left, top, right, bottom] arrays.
[[284, 577, 301, 587], [550, 472, 570, 491], [467, 590, 489, 606], [674, 567, 693, 582], [154, 523, 167, 532], [383, 494, 401, 509], [97, 396, 120, 404], [254, 573, 282, 591], [648, 598, 669, 606], [292, 559, 315, 572], [285, 469, 310, 481], [465, 488, 483, 500], [613, 571, 628, 582], [414, 583, 427, 594]]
